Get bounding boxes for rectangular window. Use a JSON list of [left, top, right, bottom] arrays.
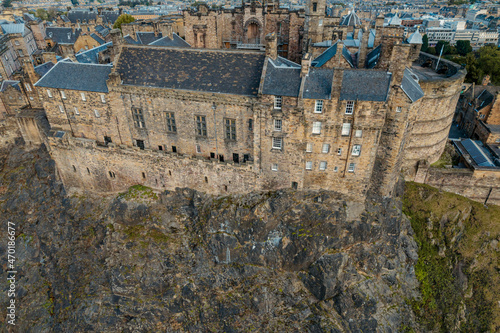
[[74, 107, 79, 115], [47, 89, 52, 98], [341, 123, 351, 136], [101, 94, 106, 103], [225, 118, 236, 140], [312, 2, 317, 12], [81, 92, 86, 101], [132, 108, 145, 128], [272, 137, 283, 149], [94, 110, 100, 118], [312, 121, 322, 134], [196, 144, 201, 153], [322, 143, 330, 153], [196, 115, 207, 136], [314, 100, 323, 113], [165, 112, 176, 133], [319, 161, 327, 171], [352, 144, 361, 156], [345, 101, 354, 114], [24, 83, 31, 92], [337, 148, 342, 156], [58, 105, 64, 113], [271, 163, 278, 171], [60, 90, 66, 99], [396, 106, 402, 113], [355, 129, 363, 138], [274, 96, 282, 109], [17, 49, 23, 57], [274, 119, 282, 131], [348, 163, 356, 172], [334, 166, 338, 172], [306, 142, 313, 152], [305, 161, 313, 170], [248, 118, 253, 131]]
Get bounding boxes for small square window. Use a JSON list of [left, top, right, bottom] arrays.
[[306, 142, 313, 152], [348, 163, 356, 172], [396, 106, 402, 113], [322, 143, 330, 153], [272, 137, 283, 149], [312, 121, 321, 134], [337, 148, 342, 156], [196, 144, 201, 153], [101, 94, 106, 103], [74, 107, 79, 115], [274, 96, 282, 109], [319, 161, 327, 170], [94, 110, 100, 118], [334, 166, 338, 172], [274, 119, 282, 131], [355, 129, 363, 138], [345, 101, 354, 114], [58, 105, 64, 113], [81, 92, 86, 101], [305, 161, 313, 170], [314, 100, 323, 113], [352, 144, 361, 156], [47, 89, 52, 98], [60, 91, 66, 99], [271, 163, 278, 171], [342, 123, 351, 136]]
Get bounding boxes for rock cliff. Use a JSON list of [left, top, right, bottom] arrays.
[[0, 147, 419, 332]]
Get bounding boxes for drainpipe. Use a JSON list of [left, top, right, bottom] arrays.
[[212, 102, 219, 160]]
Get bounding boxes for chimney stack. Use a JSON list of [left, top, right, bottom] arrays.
[[301, 53, 311, 77], [265, 32, 278, 60]]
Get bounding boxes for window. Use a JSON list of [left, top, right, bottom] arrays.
[[248, 119, 253, 131], [322, 143, 330, 153], [341, 123, 351, 136], [58, 105, 64, 113], [312, 2, 317, 12], [312, 121, 322, 134], [158, 145, 163, 151], [274, 119, 282, 131], [136, 140, 145, 150], [271, 163, 278, 171], [345, 101, 354, 114], [94, 110, 100, 118], [355, 129, 363, 138], [348, 163, 356, 172], [334, 166, 338, 172], [101, 94, 106, 103], [225, 118, 236, 140], [274, 96, 282, 109], [172, 146, 177, 153], [14, 40, 20, 46], [352, 144, 361, 156], [74, 107, 79, 115], [337, 148, 342, 155], [306, 142, 313, 152], [272, 137, 283, 149], [196, 144, 201, 153], [196, 115, 207, 136], [60, 91, 66, 99], [165, 112, 176, 133], [17, 49, 23, 57], [24, 83, 32, 92], [132, 108, 145, 128], [314, 100, 323, 113], [305, 161, 313, 170], [396, 106, 402, 113], [47, 89, 52, 98], [319, 161, 327, 171], [81, 92, 86, 101]]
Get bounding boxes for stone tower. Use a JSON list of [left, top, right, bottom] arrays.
[[303, 0, 326, 52]]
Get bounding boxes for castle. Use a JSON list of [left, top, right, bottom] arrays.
[[4, 1, 465, 201]]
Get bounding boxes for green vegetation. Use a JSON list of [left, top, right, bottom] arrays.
[[117, 184, 158, 201], [403, 182, 500, 332], [2, 0, 13, 7], [430, 143, 460, 168], [123, 224, 170, 243], [113, 14, 136, 30], [34, 8, 59, 21]]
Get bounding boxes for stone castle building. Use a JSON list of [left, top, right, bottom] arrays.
[[5, 0, 465, 200]]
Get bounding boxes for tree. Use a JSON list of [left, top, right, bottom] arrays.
[[113, 14, 135, 30], [2, 0, 12, 7], [456, 40, 472, 56], [422, 34, 429, 53], [35, 8, 49, 21]]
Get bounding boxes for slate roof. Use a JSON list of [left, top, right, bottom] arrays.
[[115, 46, 265, 96], [100, 11, 120, 25], [136, 32, 162, 45], [148, 33, 191, 48], [95, 25, 109, 37], [262, 57, 301, 97], [34, 62, 55, 77], [90, 33, 106, 45], [342, 47, 355, 68], [340, 9, 361, 26], [45, 27, 81, 44], [23, 13, 40, 22], [35, 61, 112, 93], [312, 42, 338, 68], [461, 139, 495, 167], [366, 44, 381, 69], [0, 80, 20, 92], [407, 28, 423, 44], [401, 68, 424, 102], [303, 68, 334, 100], [340, 69, 392, 101], [1, 24, 27, 36], [75, 42, 112, 64], [476, 89, 495, 111], [60, 15, 70, 23], [67, 10, 97, 23], [124, 35, 139, 45]]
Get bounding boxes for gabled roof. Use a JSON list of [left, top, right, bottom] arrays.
[[342, 47, 355, 68], [34, 62, 55, 77], [312, 42, 338, 68], [34, 61, 112, 93], [0, 80, 20, 92], [148, 33, 191, 48], [262, 56, 301, 97], [45, 27, 81, 44], [366, 44, 381, 69], [1, 23, 27, 36], [100, 11, 120, 25], [387, 15, 402, 26], [67, 10, 97, 23], [303, 68, 334, 100], [124, 35, 139, 45], [476, 89, 495, 111], [115, 46, 265, 96], [340, 9, 361, 26], [75, 42, 112, 64], [340, 69, 392, 101], [90, 33, 106, 45], [401, 68, 425, 102], [136, 32, 162, 45], [95, 25, 109, 37]]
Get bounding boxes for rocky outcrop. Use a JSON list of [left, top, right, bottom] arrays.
[[0, 147, 420, 332]]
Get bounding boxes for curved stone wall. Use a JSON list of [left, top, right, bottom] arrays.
[[403, 53, 466, 178]]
